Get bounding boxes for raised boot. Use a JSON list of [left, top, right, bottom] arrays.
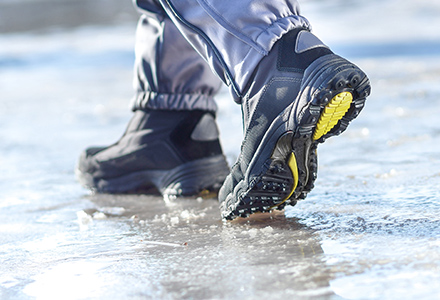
[[219, 28, 371, 220]]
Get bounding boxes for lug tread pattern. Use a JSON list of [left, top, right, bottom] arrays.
[[220, 57, 371, 221], [294, 67, 370, 198]]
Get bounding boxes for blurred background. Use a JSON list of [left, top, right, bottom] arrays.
[[0, 0, 138, 33]]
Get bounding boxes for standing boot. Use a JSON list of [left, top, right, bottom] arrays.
[[76, 7, 229, 196], [76, 109, 229, 196]]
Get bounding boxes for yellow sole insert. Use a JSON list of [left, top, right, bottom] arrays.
[[313, 91, 353, 141], [270, 152, 299, 209]]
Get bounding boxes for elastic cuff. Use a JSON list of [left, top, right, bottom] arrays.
[[131, 91, 218, 112]]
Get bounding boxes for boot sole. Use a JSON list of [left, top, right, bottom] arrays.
[[76, 155, 230, 197], [221, 55, 371, 220]]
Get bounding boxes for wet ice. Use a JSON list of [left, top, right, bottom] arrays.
[[2, 0, 440, 299]]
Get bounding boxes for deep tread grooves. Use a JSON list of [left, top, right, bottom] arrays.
[[240, 160, 294, 215], [294, 66, 370, 198], [222, 133, 298, 220], [221, 56, 371, 221]]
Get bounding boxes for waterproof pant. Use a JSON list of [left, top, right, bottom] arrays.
[[131, 0, 311, 112]]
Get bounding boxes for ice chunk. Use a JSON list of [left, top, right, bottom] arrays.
[[76, 210, 93, 230]]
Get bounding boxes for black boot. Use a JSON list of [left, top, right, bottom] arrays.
[[219, 28, 371, 219], [76, 109, 230, 196]]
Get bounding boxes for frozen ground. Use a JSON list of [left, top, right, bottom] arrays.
[[1, 0, 440, 299]]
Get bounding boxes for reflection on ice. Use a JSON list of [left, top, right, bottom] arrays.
[[71, 195, 335, 298]]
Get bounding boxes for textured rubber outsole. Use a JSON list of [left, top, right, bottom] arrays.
[[220, 56, 371, 220], [313, 91, 353, 141], [224, 132, 299, 218], [76, 155, 230, 197], [293, 59, 371, 199]]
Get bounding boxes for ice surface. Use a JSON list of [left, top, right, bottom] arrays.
[[1, 0, 440, 299]]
